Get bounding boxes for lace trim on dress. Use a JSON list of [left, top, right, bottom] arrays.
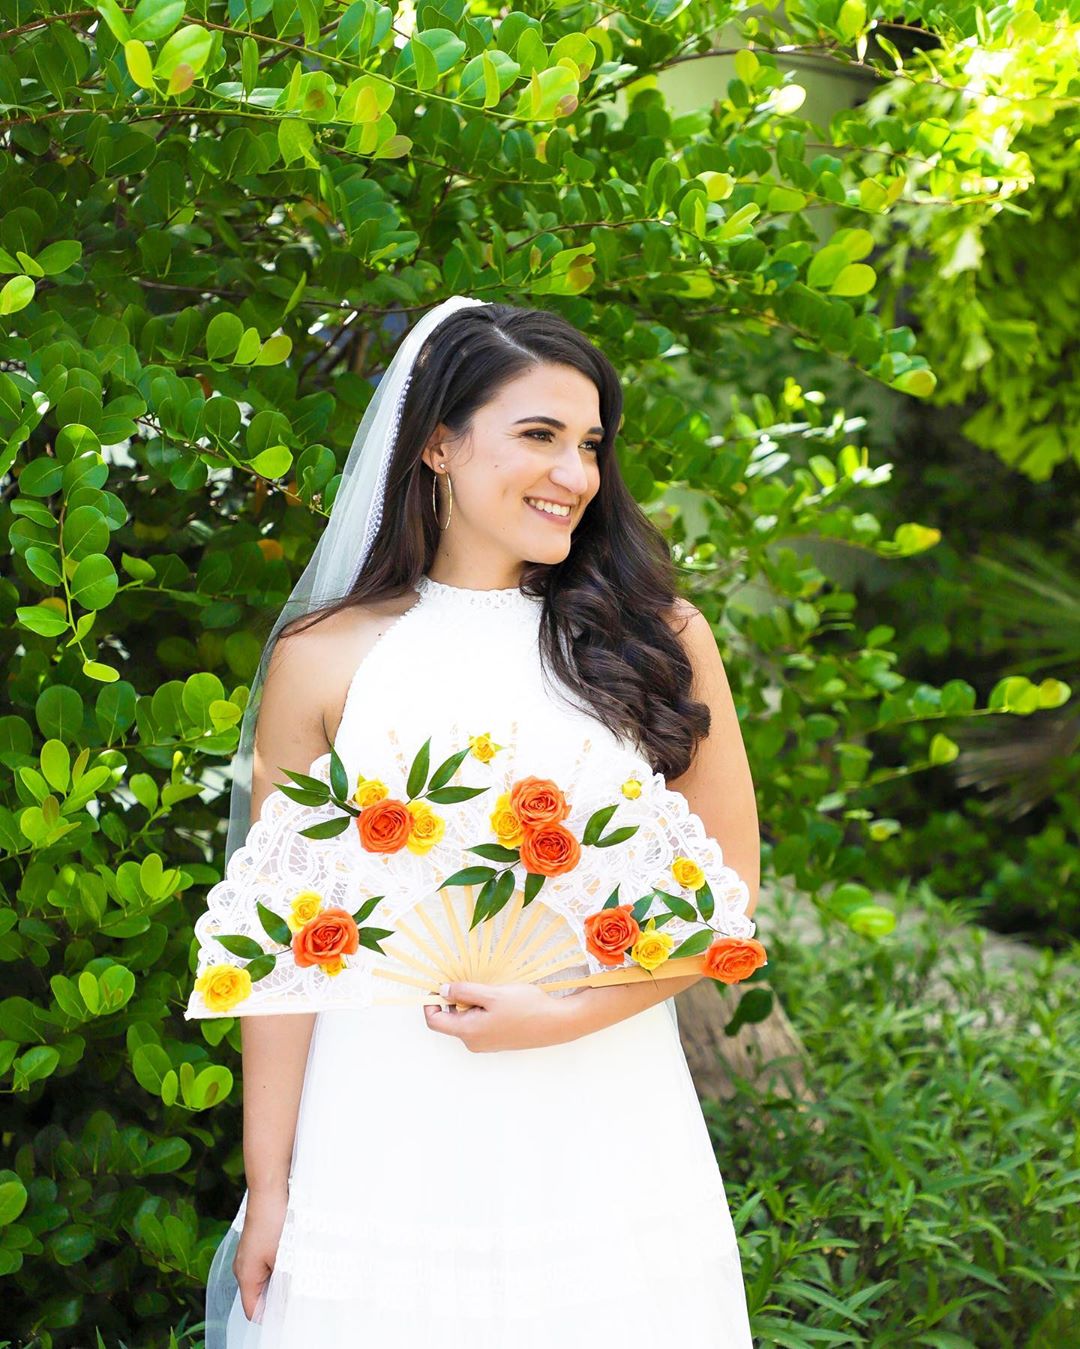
[[415, 574, 542, 609]]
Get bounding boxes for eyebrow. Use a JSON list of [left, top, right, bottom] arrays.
[[513, 415, 605, 436]]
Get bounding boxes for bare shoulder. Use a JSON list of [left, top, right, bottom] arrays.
[[660, 597, 731, 695], [273, 587, 422, 742], [661, 596, 706, 642]]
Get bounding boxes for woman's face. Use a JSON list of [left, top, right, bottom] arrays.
[[422, 361, 604, 583]]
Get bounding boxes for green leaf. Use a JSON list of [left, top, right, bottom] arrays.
[[246, 953, 278, 982], [70, 554, 118, 610], [929, 733, 959, 765], [329, 745, 349, 800], [17, 605, 68, 636], [35, 240, 83, 275], [155, 24, 212, 81], [669, 928, 714, 958], [0, 1178, 28, 1226], [94, 0, 131, 42], [892, 368, 938, 397], [829, 263, 876, 297], [406, 738, 431, 798], [254, 334, 293, 367], [249, 444, 293, 479], [298, 816, 353, 839], [215, 934, 265, 960], [440, 865, 496, 887], [124, 39, 155, 90], [848, 904, 896, 937], [257, 902, 292, 946], [279, 118, 316, 168], [206, 312, 244, 361], [129, 0, 186, 42]]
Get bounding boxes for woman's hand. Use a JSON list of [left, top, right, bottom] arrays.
[[234, 1186, 289, 1321], [423, 980, 574, 1052]]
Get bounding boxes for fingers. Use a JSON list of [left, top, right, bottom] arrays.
[[235, 1264, 271, 1321]]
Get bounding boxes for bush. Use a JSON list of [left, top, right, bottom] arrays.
[[713, 883, 1080, 1345]]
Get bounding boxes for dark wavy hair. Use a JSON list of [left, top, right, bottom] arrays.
[[281, 301, 711, 779]]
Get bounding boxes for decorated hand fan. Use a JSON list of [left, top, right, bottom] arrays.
[[184, 730, 766, 1019]]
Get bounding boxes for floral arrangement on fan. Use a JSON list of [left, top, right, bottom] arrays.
[[188, 731, 766, 1017]]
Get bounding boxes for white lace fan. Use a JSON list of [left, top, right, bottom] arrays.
[[184, 733, 764, 1020]]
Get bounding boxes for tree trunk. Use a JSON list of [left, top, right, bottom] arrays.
[[675, 977, 817, 1109]]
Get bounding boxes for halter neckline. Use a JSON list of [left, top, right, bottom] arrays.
[[416, 573, 541, 609]]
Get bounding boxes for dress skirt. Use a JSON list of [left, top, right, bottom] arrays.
[[204, 998, 754, 1348]]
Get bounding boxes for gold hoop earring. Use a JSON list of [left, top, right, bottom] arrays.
[[432, 462, 453, 530]]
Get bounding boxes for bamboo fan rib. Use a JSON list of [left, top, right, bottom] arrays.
[[372, 884, 590, 1011]]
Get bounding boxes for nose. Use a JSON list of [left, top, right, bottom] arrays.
[[548, 440, 595, 496]]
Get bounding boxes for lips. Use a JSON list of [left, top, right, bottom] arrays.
[[524, 498, 572, 522]]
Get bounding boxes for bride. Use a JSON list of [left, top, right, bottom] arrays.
[[193, 296, 761, 1347]]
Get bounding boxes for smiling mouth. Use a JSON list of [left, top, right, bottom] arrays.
[[524, 497, 573, 522]]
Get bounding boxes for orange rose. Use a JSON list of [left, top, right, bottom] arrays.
[[509, 776, 570, 827], [702, 936, 768, 985], [519, 822, 581, 877], [292, 907, 360, 969], [584, 904, 641, 967], [356, 798, 413, 853]]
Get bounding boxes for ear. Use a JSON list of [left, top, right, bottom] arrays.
[[421, 425, 450, 473]]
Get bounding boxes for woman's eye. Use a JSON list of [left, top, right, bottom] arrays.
[[526, 430, 601, 453]]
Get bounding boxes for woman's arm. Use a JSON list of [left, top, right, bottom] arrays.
[[558, 603, 761, 1041], [233, 628, 330, 1314]]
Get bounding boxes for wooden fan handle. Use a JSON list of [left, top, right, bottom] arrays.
[[542, 953, 708, 991]]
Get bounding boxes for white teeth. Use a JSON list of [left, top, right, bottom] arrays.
[[525, 497, 571, 517]]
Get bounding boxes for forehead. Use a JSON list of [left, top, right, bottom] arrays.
[[488, 362, 602, 423]]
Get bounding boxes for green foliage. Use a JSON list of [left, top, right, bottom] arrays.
[[714, 883, 1080, 1343], [1, 0, 1075, 1342], [849, 5, 1080, 479]]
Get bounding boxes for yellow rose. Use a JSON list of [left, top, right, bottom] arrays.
[[287, 889, 324, 934], [194, 963, 252, 1013], [631, 919, 674, 971], [405, 800, 446, 855], [353, 777, 389, 809], [671, 855, 705, 890], [468, 733, 502, 764], [490, 791, 524, 847], [621, 777, 642, 799], [320, 957, 346, 977]]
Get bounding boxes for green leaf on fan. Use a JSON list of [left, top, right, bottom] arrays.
[[357, 926, 391, 955], [523, 870, 546, 903], [582, 802, 617, 845], [470, 874, 498, 927], [245, 954, 278, 982], [277, 784, 329, 807], [351, 895, 384, 923], [298, 816, 353, 839], [441, 864, 497, 886], [469, 842, 521, 862], [594, 824, 639, 847], [669, 928, 714, 958], [329, 745, 349, 801], [428, 744, 472, 790], [256, 902, 291, 946], [426, 785, 490, 803], [277, 768, 331, 798], [696, 879, 715, 921], [215, 934, 265, 959], [406, 738, 431, 798], [630, 895, 653, 923], [653, 889, 698, 922]]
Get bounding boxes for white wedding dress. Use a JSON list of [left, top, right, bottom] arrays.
[[203, 573, 755, 1348]]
